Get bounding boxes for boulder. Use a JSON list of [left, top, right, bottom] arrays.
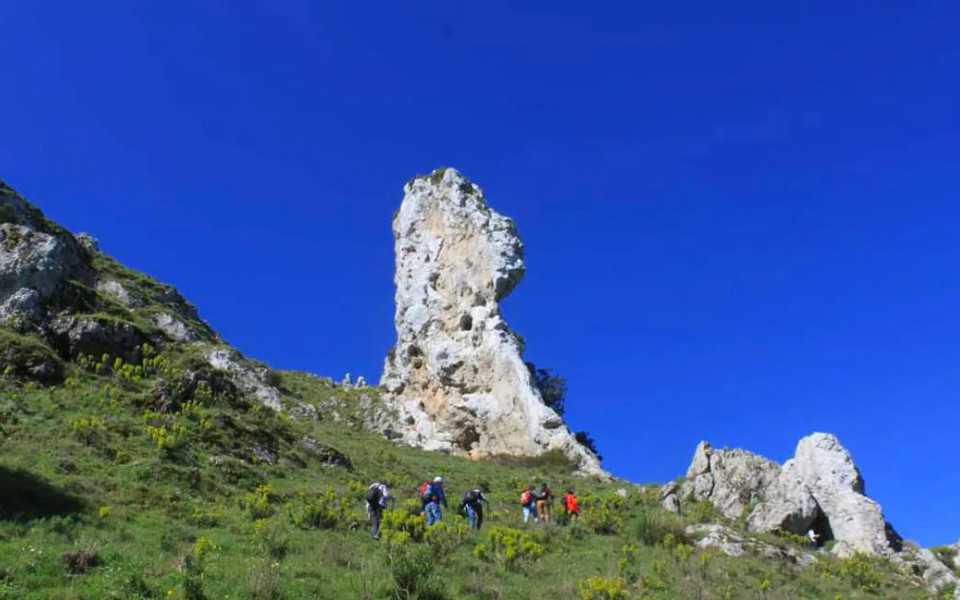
[[380, 168, 603, 475], [685, 524, 816, 567], [667, 441, 780, 520], [670, 433, 903, 558], [897, 545, 959, 597], [0, 223, 85, 325], [206, 346, 282, 411], [749, 433, 901, 557], [153, 312, 197, 342]]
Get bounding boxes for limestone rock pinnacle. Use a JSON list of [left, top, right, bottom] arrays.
[[380, 168, 604, 475]]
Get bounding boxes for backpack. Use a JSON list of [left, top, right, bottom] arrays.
[[520, 490, 533, 505], [419, 481, 432, 500], [463, 489, 480, 505], [366, 483, 383, 505]]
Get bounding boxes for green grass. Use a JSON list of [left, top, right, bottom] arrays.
[[0, 345, 934, 600]]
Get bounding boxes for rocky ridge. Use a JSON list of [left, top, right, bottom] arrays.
[[380, 168, 604, 475], [662, 432, 959, 597]]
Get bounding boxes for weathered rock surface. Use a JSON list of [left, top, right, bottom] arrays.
[[0, 222, 86, 326], [666, 433, 902, 558], [898, 545, 959, 596], [686, 524, 816, 567], [667, 441, 781, 520], [380, 168, 603, 475], [205, 347, 283, 411], [749, 433, 901, 557], [49, 315, 148, 363]]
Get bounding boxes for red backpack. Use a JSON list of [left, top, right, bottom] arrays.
[[520, 490, 533, 505], [419, 481, 432, 500]]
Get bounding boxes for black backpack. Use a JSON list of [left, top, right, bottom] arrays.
[[366, 483, 383, 505], [463, 489, 480, 505]]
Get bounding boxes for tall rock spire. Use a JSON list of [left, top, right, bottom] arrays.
[[380, 168, 604, 475]]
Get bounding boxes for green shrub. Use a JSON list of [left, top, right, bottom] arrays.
[[473, 526, 546, 571], [381, 508, 427, 544], [253, 519, 289, 560], [287, 490, 347, 530], [247, 560, 283, 600], [580, 494, 625, 535], [631, 509, 690, 547], [816, 552, 887, 592], [70, 415, 106, 446], [241, 484, 276, 520], [424, 521, 469, 559], [385, 542, 445, 599], [685, 500, 719, 524], [577, 576, 629, 600]]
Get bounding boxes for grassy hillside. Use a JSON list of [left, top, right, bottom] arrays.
[[0, 341, 941, 599]]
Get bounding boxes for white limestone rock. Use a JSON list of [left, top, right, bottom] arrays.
[[669, 441, 781, 520], [749, 433, 901, 557], [685, 524, 816, 567], [380, 168, 603, 475], [0, 223, 84, 325], [153, 312, 197, 342], [97, 279, 135, 307], [206, 346, 282, 411]]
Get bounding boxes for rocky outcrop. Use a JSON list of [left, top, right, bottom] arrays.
[[0, 218, 88, 327], [380, 168, 603, 475], [898, 545, 959, 597], [665, 433, 902, 557], [665, 441, 781, 520], [206, 346, 282, 411], [686, 524, 816, 567]]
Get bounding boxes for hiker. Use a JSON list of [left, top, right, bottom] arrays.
[[536, 482, 554, 523], [562, 488, 580, 521], [460, 486, 489, 530], [422, 476, 447, 526], [521, 486, 538, 524], [366, 481, 393, 540], [807, 529, 821, 547]]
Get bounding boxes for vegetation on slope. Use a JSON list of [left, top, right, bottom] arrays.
[[0, 341, 940, 599]]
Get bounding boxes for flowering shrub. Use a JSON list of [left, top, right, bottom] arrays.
[[70, 415, 106, 445], [381, 508, 427, 543], [578, 576, 629, 600], [241, 484, 276, 520], [473, 526, 545, 570]]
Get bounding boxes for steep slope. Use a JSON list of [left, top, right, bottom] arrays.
[[0, 179, 950, 599]]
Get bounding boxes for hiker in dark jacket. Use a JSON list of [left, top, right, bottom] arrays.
[[536, 483, 554, 523], [460, 487, 489, 530], [366, 481, 393, 540]]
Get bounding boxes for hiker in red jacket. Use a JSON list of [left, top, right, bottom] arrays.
[[562, 488, 580, 521]]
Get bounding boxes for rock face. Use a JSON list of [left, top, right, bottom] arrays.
[[0, 209, 88, 327], [664, 433, 901, 557], [380, 168, 603, 475], [675, 441, 781, 520], [750, 433, 901, 557]]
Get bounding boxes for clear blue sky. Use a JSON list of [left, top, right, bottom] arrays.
[[2, 2, 957, 546]]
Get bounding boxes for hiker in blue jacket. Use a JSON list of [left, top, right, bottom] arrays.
[[423, 476, 447, 526]]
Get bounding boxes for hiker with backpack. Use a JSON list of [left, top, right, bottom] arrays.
[[536, 482, 554, 524], [420, 476, 447, 526], [460, 486, 489, 530], [562, 488, 580, 521], [521, 485, 538, 524], [366, 481, 393, 540]]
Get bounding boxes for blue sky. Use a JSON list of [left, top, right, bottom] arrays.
[[2, 1, 958, 546]]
